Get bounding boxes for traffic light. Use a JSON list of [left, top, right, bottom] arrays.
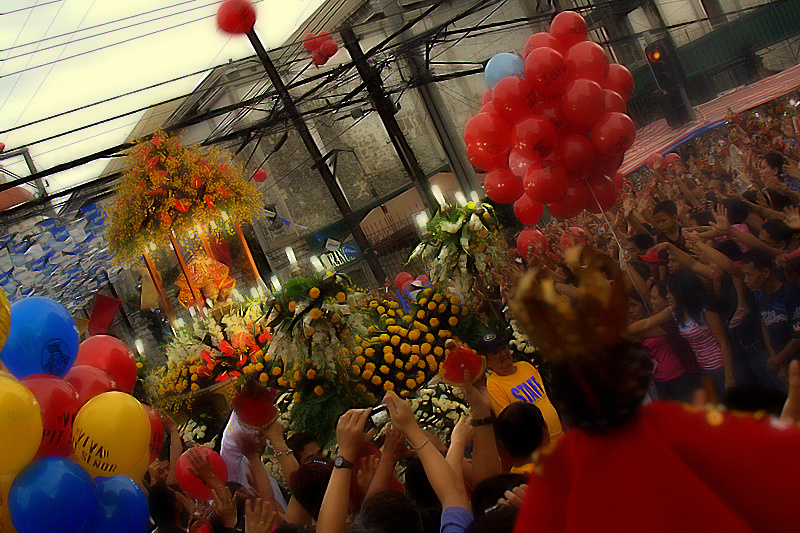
[[645, 39, 681, 92]]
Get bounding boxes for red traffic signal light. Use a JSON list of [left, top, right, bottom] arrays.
[[644, 39, 680, 91], [648, 50, 662, 62]]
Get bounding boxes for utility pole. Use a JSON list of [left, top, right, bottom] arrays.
[[340, 28, 439, 213], [245, 30, 386, 284]]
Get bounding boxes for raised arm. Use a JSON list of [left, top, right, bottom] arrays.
[[461, 371, 502, 485], [628, 307, 673, 336]]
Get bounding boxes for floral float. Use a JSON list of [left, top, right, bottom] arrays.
[[176, 254, 236, 308]]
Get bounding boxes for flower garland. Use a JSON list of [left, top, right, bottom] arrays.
[[107, 130, 261, 262], [409, 203, 509, 305]]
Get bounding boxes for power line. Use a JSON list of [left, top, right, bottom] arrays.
[[0, 0, 61, 17]]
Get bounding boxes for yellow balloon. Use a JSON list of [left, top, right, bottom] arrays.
[[1, 473, 18, 533], [0, 291, 9, 353], [72, 391, 150, 478], [0, 377, 43, 475]]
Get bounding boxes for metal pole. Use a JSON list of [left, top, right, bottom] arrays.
[[340, 28, 440, 212], [245, 29, 386, 285]]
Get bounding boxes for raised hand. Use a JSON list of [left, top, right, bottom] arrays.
[[212, 486, 237, 529], [712, 204, 731, 232], [784, 206, 800, 231], [244, 498, 279, 533]]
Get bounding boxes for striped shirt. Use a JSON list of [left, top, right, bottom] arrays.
[[672, 310, 724, 371]]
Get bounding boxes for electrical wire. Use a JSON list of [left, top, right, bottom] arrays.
[[0, 0, 62, 17]]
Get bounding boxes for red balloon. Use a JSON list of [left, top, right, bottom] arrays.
[[514, 195, 544, 226], [479, 102, 499, 115], [585, 173, 618, 213], [517, 228, 547, 259], [523, 32, 564, 57], [592, 112, 636, 155], [216, 0, 256, 35], [319, 39, 338, 58], [555, 134, 596, 175], [547, 180, 588, 219], [508, 150, 538, 178], [534, 100, 567, 139], [317, 31, 332, 42], [481, 89, 492, 105], [176, 447, 229, 500], [402, 280, 413, 294], [560, 227, 591, 249], [464, 113, 512, 171], [466, 145, 507, 172], [591, 152, 625, 178], [614, 171, 625, 190], [484, 168, 524, 204], [302, 33, 320, 51], [523, 47, 569, 95], [604, 64, 634, 101], [492, 77, 536, 123], [564, 41, 609, 84], [550, 11, 588, 49], [253, 168, 267, 182], [21, 374, 81, 458], [312, 50, 327, 66], [75, 335, 137, 393], [603, 89, 626, 114], [144, 406, 165, 463], [512, 116, 557, 160], [64, 365, 118, 405], [647, 152, 664, 170], [562, 79, 604, 127], [664, 152, 681, 168], [415, 274, 429, 283], [395, 272, 414, 291], [523, 164, 568, 204], [0, 142, 5, 152]]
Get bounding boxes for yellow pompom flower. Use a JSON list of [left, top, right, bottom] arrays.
[[380, 365, 390, 374], [277, 377, 288, 386], [371, 375, 382, 386], [344, 358, 351, 366], [306, 369, 317, 379], [136, 362, 143, 369], [427, 302, 437, 311], [309, 287, 321, 299], [293, 392, 302, 402], [424, 288, 433, 296], [417, 360, 426, 369], [365, 348, 375, 357], [272, 367, 282, 376], [368, 325, 378, 332], [450, 295, 461, 305], [354, 346, 364, 356], [430, 317, 440, 328], [416, 310, 426, 320], [380, 333, 390, 343], [387, 309, 395, 317], [397, 372, 405, 381], [191, 374, 198, 381], [429, 360, 438, 372], [309, 308, 322, 320], [438, 330, 451, 338], [449, 316, 459, 327], [383, 381, 395, 391], [400, 390, 410, 397], [403, 315, 413, 323], [255, 362, 264, 372], [336, 292, 346, 303], [433, 346, 444, 356], [362, 369, 374, 380], [259, 373, 268, 383], [377, 306, 386, 314], [451, 305, 460, 315], [400, 343, 411, 355], [305, 358, 313, 364], [406, 379, 417, 390], [365, 362, 376, 371], [386, 318, 396, 325], [425, 333, 435, 343], [433, 293, 443, 303], [411, 345, 420, 354], [413, 321, 428, 333], [293, 371, 302, 381], [356, 356, 367, 365], [351, 365, 361, 375], [409, 354, 420, 365], [439, 304, 447, 313], [408, 330, 421, 342], [419, 298, 427, 306], [404, 362, 413, 370], [421, 343, 431, 355], [391, 335, 401, 346], [400, 328, 409, 337], [385, 352, 395, 364], [369, 300, 379, 308], [288, 301, 296, 313], [314, 386, 325, 396], [192, 383, 200, 391], [395, 359, 404, 369]]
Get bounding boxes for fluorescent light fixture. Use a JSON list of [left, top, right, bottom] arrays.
[[285, 246, 297, 265], [470, 191, 481, 204], [221, 211, 229, 220], [189, 306, 196, 317], [415, 211, 429, 229], [310, 255, 324, 272], [134, 339, 144, 355], [454, 191, 467, 206], [250, 287, 259, 299], [176, 318, 185, 328], [232, 288, 243, 301], [270, 275, 282, 292]]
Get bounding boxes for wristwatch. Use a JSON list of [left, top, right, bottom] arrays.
[[333, 455, 354, 469]]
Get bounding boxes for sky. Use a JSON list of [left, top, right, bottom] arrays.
[[0, 0, 327, 200]]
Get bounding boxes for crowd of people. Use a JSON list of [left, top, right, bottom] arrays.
[[135, 98, 800, 533]]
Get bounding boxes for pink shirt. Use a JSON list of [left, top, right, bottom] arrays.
[[641, 336, 686, 382]]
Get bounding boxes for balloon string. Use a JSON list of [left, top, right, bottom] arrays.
[[586, 176, 648, 305]]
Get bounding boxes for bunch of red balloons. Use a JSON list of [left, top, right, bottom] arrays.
[[303, 32, 339, 66], [464, 11, 636, 224]]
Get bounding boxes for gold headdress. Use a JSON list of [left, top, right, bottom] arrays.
[[511, 245, 629, 361]]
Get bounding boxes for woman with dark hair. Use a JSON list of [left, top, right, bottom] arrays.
[[631, 270, 734, 398]]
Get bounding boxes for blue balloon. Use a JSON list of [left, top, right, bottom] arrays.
[[9, 457, 100, 533], [90, 476, 149, 533], [484, 52, 525, 89], [0, 296, 79, 379]]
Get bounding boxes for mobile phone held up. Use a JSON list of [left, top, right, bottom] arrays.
[[365, 404, 389, 432]]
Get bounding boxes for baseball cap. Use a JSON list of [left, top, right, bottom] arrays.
[[475, 332, 506, 356]]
